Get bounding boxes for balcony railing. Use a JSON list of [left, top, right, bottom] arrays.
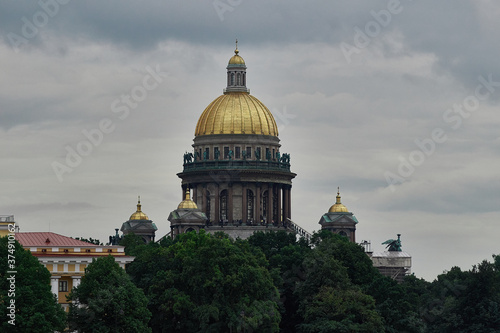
[[182, 159, 291, 172]]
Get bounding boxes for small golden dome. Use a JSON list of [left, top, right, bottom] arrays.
[[229, 53, 245, 65], [229, 40, 245, 65], [178, 189, 198, 209], [130, 196, 150, 220], [195, 92, 278, 136], [328, 188, 349, 213]]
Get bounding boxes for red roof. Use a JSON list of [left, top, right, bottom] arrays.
[[16, 232, 99, 247]]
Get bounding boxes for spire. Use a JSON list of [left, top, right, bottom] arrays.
[[137, 195, 142, 211], [336, 187, 342, 204], [235, 38, 239, 54]]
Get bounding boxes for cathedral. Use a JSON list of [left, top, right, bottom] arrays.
[[118, 43, 411, 281]]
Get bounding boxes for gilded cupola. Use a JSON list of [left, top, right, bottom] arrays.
[[178, 188, 198, 209], [328, 188, 349, 213], [130, 196, 150, 220], [194, 41, 279, 137]]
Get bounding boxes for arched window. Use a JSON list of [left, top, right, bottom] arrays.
[[339, 231, 348, 237], [247, 189, 254, 220], [237, 73, 241, 85], [220, 190, 228, 221], [230, 73, 235, 85], [242, 73, 246, 86]]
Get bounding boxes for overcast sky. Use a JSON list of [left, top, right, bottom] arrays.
[[1, 0, 499, 281]]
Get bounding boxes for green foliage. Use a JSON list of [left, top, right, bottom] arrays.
[[119, 232, 148, 256], [248, 231, 311, 332], [296, 236, 384, 332], [128, 230, 280, 332], [0, 237, 66, 332], [423, 256, 500, 333], [67, 255, 151, 333]]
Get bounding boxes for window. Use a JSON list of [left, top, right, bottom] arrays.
[[247, 190, 254, 220], [214, 147, 220, 160], [230, 73, 234, 85], [246, 147, 252, 158], [243, 73, 246, 85], [266, 148, 270, 160], [205, 148, 210, 160], [237, 73, 241, 85], [235, 147, 241, 159], [256, 147, 261, 160], [339, 231, 348, 237], [224, 146, 230, 159], [220, 190, 228, 221], [59, 280, 68, 292]]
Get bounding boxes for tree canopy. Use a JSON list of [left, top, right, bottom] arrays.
[[0, 237, 66, 332], [128, 230, 281, 333], [67, 255, 151, 333]]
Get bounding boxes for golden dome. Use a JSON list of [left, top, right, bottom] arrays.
[[178, 189, 198, 209], [328, 189, 349, 213], [130, 196, 150, 220], [229, 40, 245, 65], [229, 49, 245, 65], [195, 92, 278, 136]]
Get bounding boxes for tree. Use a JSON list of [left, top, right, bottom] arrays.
[[248, 231, 311, 332], [67, 255, 151, 332], [128, 230, 281, 332], [295, 237, 384, 332], [0, 237, 66, 332]]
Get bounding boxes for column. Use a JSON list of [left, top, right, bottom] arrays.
[[267, 184, 273, 224], [228, 184, 233, 223], [282, 186, 288, 222], [192, 185, 198, 205], [277, 184, 282, 225], [255, 184, 261, 224], [242, 184, 247, 225], [202, 185, 207, 215], [287, 186, 292, 220], [214, 184, 220, 223], [72, 276, 81, 289], [51, 276, 60, 297]]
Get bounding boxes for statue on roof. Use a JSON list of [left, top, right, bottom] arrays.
[[382, 234, 402, 252]]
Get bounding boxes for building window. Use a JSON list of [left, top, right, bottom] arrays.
[[230, 73, 234, 85], [205, 148, 210, 160], [247, 190, 254, 220], [224, 146, 230, 159], [220, 190, 228, 221], [243, 73, 246, 86], [246, 147, 252, 158], [59, 280, 68, 292], [235, 147, 241, 159], [256, 147, 261, 160], [214, 147, 220, 160], [339, 231, 348, 237], [237, 73, 241, 85]]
